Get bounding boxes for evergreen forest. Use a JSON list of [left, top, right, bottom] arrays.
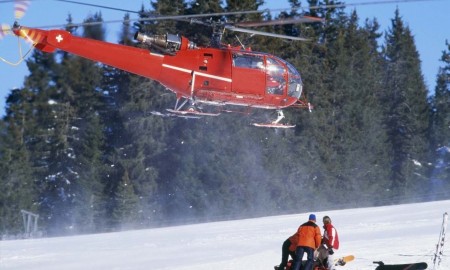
[[1, 0, 449, 237]]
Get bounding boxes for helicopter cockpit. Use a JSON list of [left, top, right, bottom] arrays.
[[231, 52, 303, 99], [266, 56, 303, 99]]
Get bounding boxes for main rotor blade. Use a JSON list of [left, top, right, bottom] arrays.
[[22, 0, 438, 30], [224, 25, 310, 41], [307, 0, 444, 11], [235, 16, 323, 27], [32, 10, 266, 29]]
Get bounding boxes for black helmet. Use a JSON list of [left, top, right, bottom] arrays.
[[323, 216, 331, 224]]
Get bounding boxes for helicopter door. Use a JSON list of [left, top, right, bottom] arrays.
[[231, 52, 265, 95], [265, 57, 287, 96]]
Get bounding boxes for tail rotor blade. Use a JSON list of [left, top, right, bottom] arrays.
[[0, 24, 12, 40], [14, 0, 31, 20]]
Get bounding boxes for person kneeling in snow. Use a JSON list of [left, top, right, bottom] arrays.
[[315, 216, 339, 270], [277, 233, 298, 270]]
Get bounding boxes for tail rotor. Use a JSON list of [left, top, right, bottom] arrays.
[[1, 0, 30, 40], [0, 24, 12, 40], [0, 0, 32, 65], [14, 0, 31, 21]]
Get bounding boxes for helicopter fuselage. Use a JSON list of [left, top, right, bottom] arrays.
[[13, 26, 305, 110]]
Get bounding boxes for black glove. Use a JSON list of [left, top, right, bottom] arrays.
[[328, 248, 334, 255]]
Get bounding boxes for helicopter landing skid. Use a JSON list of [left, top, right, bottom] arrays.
[[252, 123, 295, 128], [166, 109, 220, 117], [151, 110, 201, 119], [252, 110, 295, 128]]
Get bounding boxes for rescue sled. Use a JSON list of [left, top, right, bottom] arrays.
[[373, 261, 428, 270]]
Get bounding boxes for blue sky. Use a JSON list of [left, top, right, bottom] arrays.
[[0, 0, 449, 116]]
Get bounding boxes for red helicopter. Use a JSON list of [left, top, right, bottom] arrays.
[[1, 1, 321, 128]]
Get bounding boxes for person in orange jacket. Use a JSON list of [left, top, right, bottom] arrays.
[[277, 233, 298, 270], [291, 214, 322, 270], [316, 216, 339, 270]]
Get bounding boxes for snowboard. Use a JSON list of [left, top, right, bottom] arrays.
[[315, 255, 355, 270], [274, 255, 354, 270], [373, 261, 428, 270], [334, 255, 355, 266]]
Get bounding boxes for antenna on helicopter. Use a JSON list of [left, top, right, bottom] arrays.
[[234, 35, 246, 50]]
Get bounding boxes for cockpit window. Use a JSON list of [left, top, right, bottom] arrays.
[[284, 61, 303, 99], [275, 58, 303, 99], [232, 53, 264, 69], [266, 57, 286, 95]]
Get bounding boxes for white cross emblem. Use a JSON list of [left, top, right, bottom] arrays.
[[56, 34, 63, 43]]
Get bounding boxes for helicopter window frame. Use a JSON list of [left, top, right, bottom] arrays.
[[232, 52, 264, 70]]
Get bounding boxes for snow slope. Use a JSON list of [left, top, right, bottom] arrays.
[[1, 200, 449, 270]]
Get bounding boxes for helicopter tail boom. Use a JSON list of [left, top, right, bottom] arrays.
[[13, 25, 164, 81]]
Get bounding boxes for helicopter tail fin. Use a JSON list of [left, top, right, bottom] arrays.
[[13, 26, 56, 52]]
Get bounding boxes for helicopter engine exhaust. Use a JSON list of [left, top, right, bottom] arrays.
[[134, 32, 197, 54]]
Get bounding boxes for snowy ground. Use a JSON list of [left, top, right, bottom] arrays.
[[1, 200, 449, 270]]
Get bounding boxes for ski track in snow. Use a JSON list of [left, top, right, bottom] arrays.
[[1, 200, 449, 270]]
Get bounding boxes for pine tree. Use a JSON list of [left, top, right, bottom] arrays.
[[14, 50, 68, 234], [59, 13, 108, 233], [281, 6, 394, 207], [150, 0, 186, 34], [17, 13, 109, 235], [103, 8, 171, 227], [306, 0, 346, 44], [382, 9, 430, 202], [429, 40, 450, 199], [286, 2, 347, 206], [69, 113, 106, 233], [184, 0, 224, 46], [431, 41, 450, 150], [223, 0, 265, 46], [111, 168, 139, 229], [0, 107, 37, 236], [329, 12, 391, 204], [112, 76, 168, 226]]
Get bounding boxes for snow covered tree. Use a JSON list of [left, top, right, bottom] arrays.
[[16, 13, 109, 235]]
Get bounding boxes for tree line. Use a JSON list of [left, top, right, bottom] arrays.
[[0, 0, 449, 237]]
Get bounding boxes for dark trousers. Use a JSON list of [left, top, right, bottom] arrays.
[[292, 246, 314, 270], [279, 239, 296, 269]]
